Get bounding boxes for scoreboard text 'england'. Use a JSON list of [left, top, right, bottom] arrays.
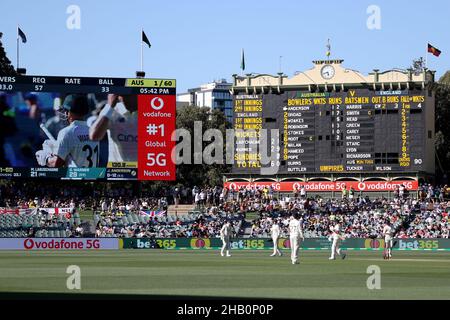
[[229, 60, 435, 182]]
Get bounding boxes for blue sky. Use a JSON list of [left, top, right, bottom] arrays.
[[0, 0, 449, 92]]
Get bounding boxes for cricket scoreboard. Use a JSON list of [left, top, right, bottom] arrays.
[[232, 87, 434, 175], [0, 75, 176, 180]]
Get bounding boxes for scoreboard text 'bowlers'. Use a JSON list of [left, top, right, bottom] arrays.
[[232, 88, 433, 174], [0, 75, 176, 181]]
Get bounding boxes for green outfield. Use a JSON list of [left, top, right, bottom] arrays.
[[0, 250, 448, 299]]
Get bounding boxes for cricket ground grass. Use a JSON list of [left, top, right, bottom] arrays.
[[0, 250, 448, 299]]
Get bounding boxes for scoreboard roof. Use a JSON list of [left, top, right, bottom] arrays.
[[231, 60, 436, 93]]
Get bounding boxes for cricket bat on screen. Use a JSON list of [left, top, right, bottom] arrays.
[[39, 124, 56, 142]]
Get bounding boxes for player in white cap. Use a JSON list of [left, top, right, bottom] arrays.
[[89, 94, 137, 163], [270, 219, 282, 257], [43, 97, 65, 139], [328, 222, 346, 260], [220, 220, 232, 257], [289, 212, 304, 264]]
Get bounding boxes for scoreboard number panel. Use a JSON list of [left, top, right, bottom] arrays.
[[232, 88, 428, 174], [0, 75, 176, 95]]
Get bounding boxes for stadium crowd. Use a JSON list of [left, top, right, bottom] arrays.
[[246, 183, 449, 239], [0, 181, 449, 239], [249, 197, 449, 239], [94, 210, 244, 238]]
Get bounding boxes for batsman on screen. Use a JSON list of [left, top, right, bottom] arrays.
[[0, 91, 138, 168], [35, 94, 100, 167]]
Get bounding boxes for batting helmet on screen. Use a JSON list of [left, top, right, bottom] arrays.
[[62, 94, 89, 116]]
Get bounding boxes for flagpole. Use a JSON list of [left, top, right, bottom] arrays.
[[140, 28, 144, 73], [425, 46, 428, 70], [279, 56, 282, 74], [240, 49, 243, 77], [241, 48, 245, 77], [16, 25, 19, 70]]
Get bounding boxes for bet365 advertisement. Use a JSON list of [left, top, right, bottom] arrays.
[[119, 238, 450, 251]]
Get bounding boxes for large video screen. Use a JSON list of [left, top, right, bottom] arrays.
[[0, 76, 176, 180]]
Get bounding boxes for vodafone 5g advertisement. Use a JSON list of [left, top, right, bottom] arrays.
[[138, 94, 176, 181], [0, 238, 118, 250], [224, 180, 419, 192]]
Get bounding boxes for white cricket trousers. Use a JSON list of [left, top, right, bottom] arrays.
[[385, 237, 393, 257], [330, 239, 341, 259], [221, 237, 230, 256], [290, 236, 301, 263], [272, 236, 281, 256]]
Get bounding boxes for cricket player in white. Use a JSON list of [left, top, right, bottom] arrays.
[[89, 94, 137, 163], [289, 213, 304, 264], [270, 219, 282, 257], [220, 221, 232, 257], [328, 223, 346, 260], [383, 222, 394, 260], [36, 95, 99, 168]]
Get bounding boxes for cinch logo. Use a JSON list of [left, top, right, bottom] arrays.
[[190, 238, 210, 249], [364, 238, 385, 249], [118, 134, 138, 142]]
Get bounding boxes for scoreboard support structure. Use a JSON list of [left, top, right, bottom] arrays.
[[228, 59, 436, 193]]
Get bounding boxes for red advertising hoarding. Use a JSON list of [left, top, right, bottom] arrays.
[[138, 95, 176, 180], [223, 180, 418, 192]]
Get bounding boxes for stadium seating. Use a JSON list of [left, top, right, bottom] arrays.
[[94, 209, 245, 238], [0, 213, 77, 238]]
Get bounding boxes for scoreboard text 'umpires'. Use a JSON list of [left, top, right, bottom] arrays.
[[229, 60, 435, 178]]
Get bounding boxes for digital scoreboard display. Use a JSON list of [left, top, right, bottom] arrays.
[[0, 75, 176, 180], [233, 88, 431, 175]]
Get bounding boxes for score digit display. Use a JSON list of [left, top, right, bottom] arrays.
[[232, 88, 432, 175]]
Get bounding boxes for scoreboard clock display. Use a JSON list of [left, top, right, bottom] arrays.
[[232, 88, 433, 174]]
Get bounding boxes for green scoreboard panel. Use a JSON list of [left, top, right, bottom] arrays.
[[232, 88, 432, 174]]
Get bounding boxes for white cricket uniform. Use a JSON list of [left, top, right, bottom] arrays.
[[300, 188, 306, 198], [289, 219, 303, 264], [220, 223, 232, 256], [383, 225, 394, 257], [270, 223, 282, 256], [106, 103, 138, 163], [329, 225, 343, 259], [55, 120, 99, 167]]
